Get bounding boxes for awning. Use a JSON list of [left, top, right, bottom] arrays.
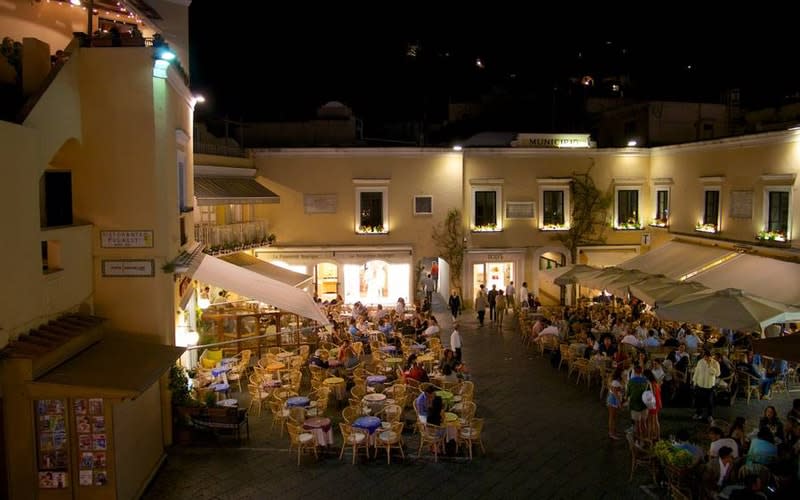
[[218, 252, 312, 288], [752, 335, 800, 363], [34, 334, 185, 399], [189, 253, 329, 327], [686, 254, 800, 307], [194, 177, 279, 205], [579, 248, 639, 268], [617, 241, 737, 280]]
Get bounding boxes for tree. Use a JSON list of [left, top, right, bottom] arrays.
[[554, 164, 612, 263], [432, 208, 467, 292]]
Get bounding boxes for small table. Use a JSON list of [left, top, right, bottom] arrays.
[[352, 416, 382, 435], [444, 412, 460, 441], [366, 375, 387, 386], [286, 396, 310, 408], [379, 345, 397, 353], [324, 377, 346, 400], [435, 390, 454, 408], [266, 362, 285, 372], [217, 398, 238, 408], [276, 351, 294, 360], [385, 357, 404, 368], [303, 417, 333, 446], [362, 393, 387, 414]]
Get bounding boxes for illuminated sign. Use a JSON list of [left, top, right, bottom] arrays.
[[512, 133, 593, 149]]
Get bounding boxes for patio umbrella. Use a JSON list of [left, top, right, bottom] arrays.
[[654, 288, 800, 332], [578, 267, 629, 292], [546, 264, 603, 286], [752, 334, 800, 363], [630, 279, 708, 307], [601, 270, 665, 297]]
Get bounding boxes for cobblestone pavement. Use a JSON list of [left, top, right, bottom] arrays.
[[144, 297, 796, 500]]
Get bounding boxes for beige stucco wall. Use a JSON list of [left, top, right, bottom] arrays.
[[72, 47, 193, 342], [114, 381, 163, 500], [651, 133, 800, 248], [253, 150, 464, 261]]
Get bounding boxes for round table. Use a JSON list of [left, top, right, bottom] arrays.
[[286, 396, 310, 408], [324, 377, 346, 400], [266, 362, 285, 372], [276, 351, 294, 360], [366, 375, 387, 386], [379, 345, 396, 353], [385, 357, 404, 367], [362, 393, 387, 414], [217, 398, 238, 408], [410, 343, 427, 352], [435, 390, 454, 408], [352, 416, 382, 435], [303, 417, 333, 446]]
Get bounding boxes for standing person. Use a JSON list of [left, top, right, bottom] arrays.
[[607, 371, 624, 440], [448, 289, 461, 320], [505, 281, 516, 312], [450, 321, 463, 363], [495, 290, 506, 328], [644, 369, 662, 441], [626, 364, 649, 439], [519, 282, 529, 308], [475, 285, 488, 327], [487, 285, 498, 323], [423, 273, 434, 305], [692, 349, 721, 423], [430, 261, 439, 292]]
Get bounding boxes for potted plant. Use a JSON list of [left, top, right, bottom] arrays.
[[168, 364, 199, 443]]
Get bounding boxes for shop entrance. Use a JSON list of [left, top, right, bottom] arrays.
[[472, 262, 514, 295], [315, 262, 338, 301]]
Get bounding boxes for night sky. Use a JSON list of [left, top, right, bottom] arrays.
[[188, 4, 800, 130]]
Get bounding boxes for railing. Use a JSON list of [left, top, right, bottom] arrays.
[[193, 141, 247, 158], [195, 221, 269, 252]]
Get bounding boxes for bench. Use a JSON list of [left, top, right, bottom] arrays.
[[190, 407, 249, 442]]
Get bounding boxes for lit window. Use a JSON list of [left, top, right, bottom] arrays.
[[354, 185, 388, 234], [652, 188, 669, 227], [615, 188, 641, 229], [703, 189, 719, 226], [471, 184, 502, 231], [538, 180, 570, 230], [759, 187, 790, 242]]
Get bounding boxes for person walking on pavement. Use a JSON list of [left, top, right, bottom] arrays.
[[448, 289, 461, 320], [495, 290, 506, 328], [487, 285, 498, 323], [505, 281, 516, 312], [423, 273, 435, 305], [519, 282, 529, 308], [475, 285, 488, 327]]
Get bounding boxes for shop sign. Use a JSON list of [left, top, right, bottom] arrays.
[[487, 254, 504, 260], [265, 253, 332, 260], [100, 230, 154, 248], [335, 252, 409, 260], [101, 260, 155, 277], [512, 133, 592, 149]]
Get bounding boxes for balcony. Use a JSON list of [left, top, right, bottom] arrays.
[[195, 221, 271, 254]]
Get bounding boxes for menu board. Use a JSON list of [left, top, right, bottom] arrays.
[[35, 399, 69, 489], [74, 398, 108, 486]]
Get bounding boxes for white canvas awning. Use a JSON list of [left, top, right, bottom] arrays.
[[189, 253, 328, 327], [686, 254, 800, 307], [218, 252, 312, 288], [617, 241, 737, 280]]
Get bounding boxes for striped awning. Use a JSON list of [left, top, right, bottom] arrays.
[[194, 177, 279, 205]]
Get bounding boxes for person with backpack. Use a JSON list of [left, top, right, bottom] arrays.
[[626, 364, 649, 439]]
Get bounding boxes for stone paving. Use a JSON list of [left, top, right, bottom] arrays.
[[143, 297, 796, 500]]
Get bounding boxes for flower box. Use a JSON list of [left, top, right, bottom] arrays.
[[695, 223, 718, 234]]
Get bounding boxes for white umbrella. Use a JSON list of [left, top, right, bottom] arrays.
[[654, 288, 800, 332], [543, 264, 603, 286]]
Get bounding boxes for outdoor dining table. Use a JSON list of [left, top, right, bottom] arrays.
[[379, 345, 396, 353], [276, 351, 294, 360], [303, 417, 334, 446], [444, 412, 461, 441], [286, 396, 310, 408], [366, 375, 387, 386], [323, 377, 346, 400], [265, 362, 285, 372], [385, 357, 404, 368], [362, 393, 387, 414], [352, 416, 382, 436], [435, 390, 454, 408], [410, 343, 427, 352]]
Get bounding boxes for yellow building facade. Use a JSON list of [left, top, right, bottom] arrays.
[[248, 130, 799, 308], [0, 1, 195, 498]]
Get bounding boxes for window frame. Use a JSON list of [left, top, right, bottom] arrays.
[[761, 186, 791, 241], [697, 186, 721, 233], [614, 186, 642, 230], [354, 185, 389, 234], [471, 184, 503, 232], [538, 182, 570, 231], [413, 195, 433, 216], [652, 187, 670, 227]]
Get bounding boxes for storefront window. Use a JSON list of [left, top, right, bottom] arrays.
[[343, 261, 409, 305], [315, 262, 339, 300], [472, 262, 513, 297]]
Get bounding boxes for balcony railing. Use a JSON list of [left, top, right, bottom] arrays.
[[195, 221, 270, 253]]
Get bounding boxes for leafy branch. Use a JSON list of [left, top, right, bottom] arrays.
[[432, 208, 467, 291], [553, 163, 612, 262]]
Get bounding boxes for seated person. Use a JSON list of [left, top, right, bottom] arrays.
[[308, 349, 330, 369], [337, 339, 359, 369], [746, 427, 778, 465], [439, 365, 459, 384], [414, 384, 435, 419], [427, 394, 444, 426], [405, 354, 429, 383], [709, 426, 739, 458], [419, 316, 440, 341]]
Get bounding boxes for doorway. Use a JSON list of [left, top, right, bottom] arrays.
[[315, 262, 338, 301]]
